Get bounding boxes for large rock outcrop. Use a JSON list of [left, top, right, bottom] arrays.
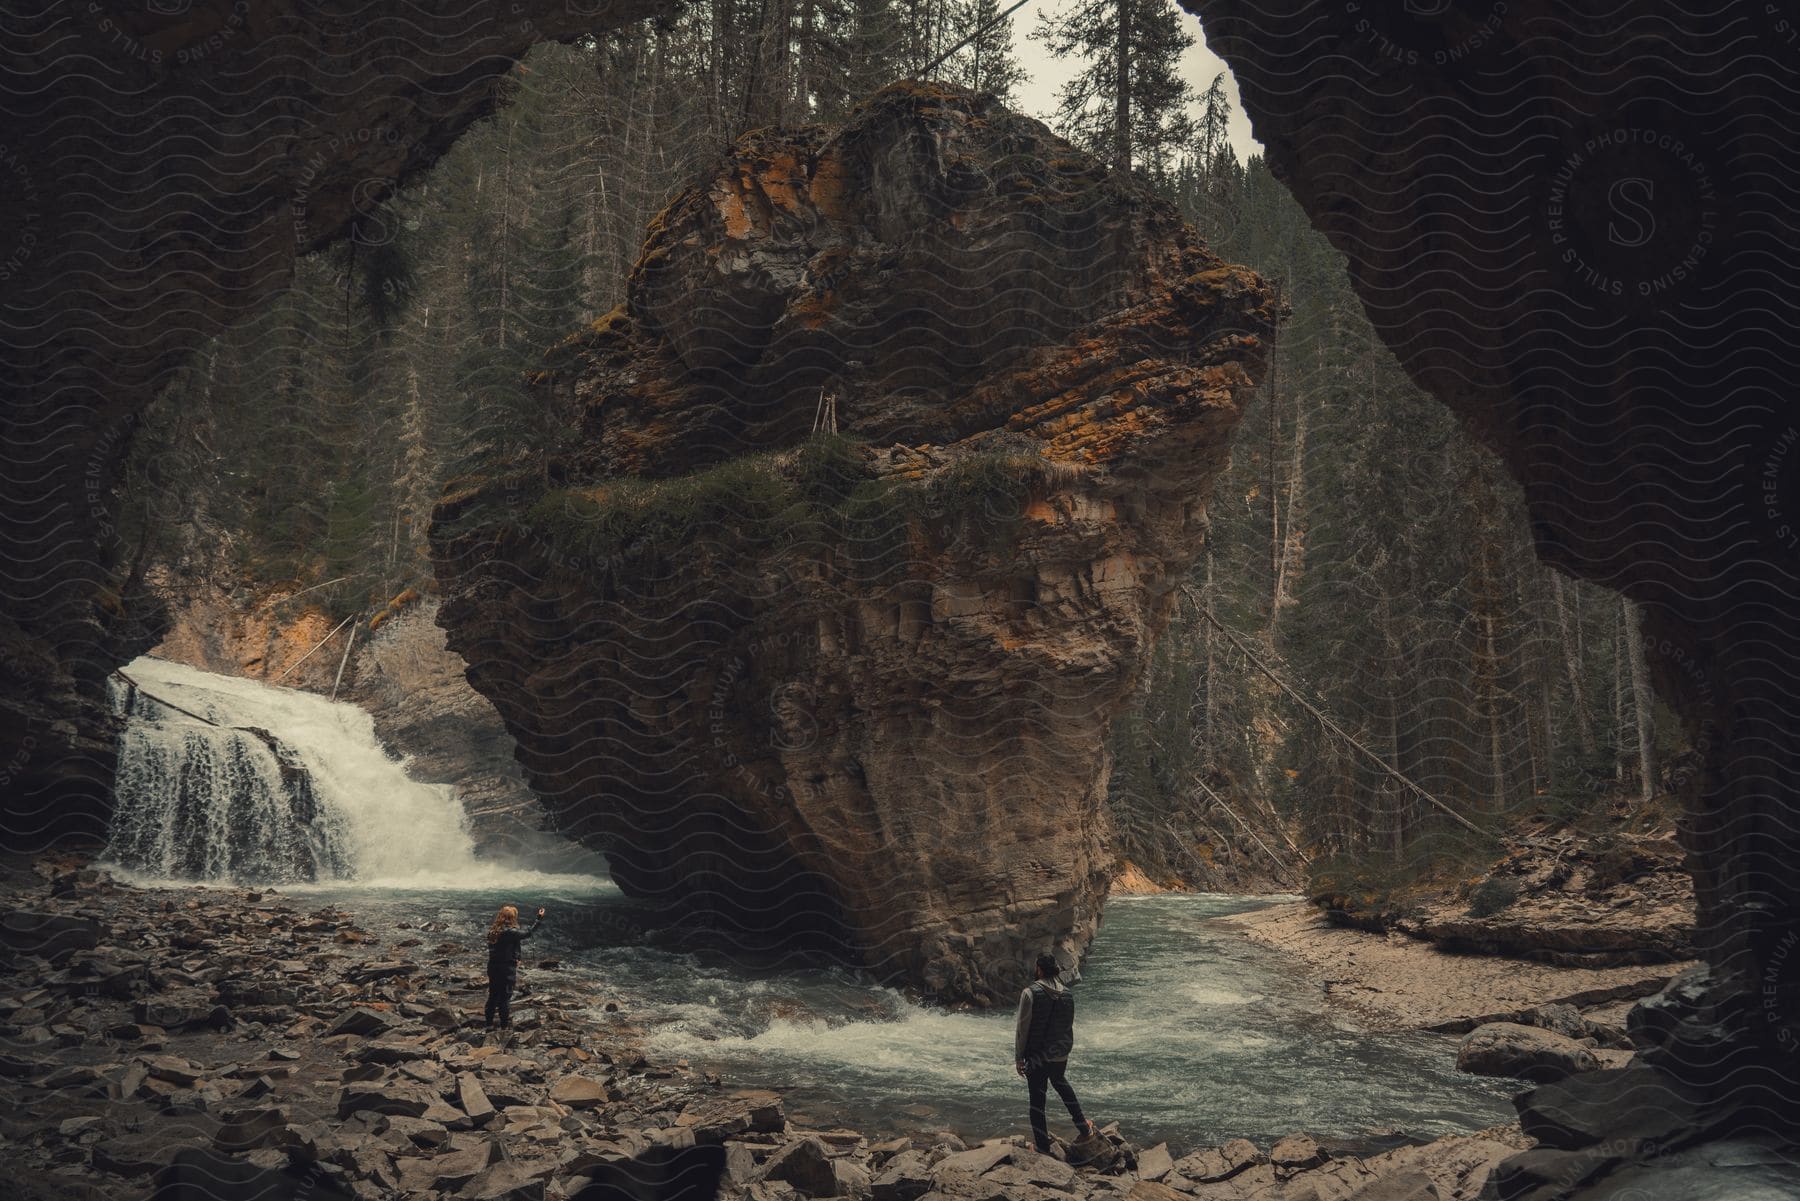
[[1314, 828, 1697, 968], [0, 1, 659, 851], [430, 83, 1280, 1002], [1184, 0, 1800, 1191]]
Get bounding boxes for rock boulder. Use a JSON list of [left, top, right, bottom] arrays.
[[761, 1137, 842, 1197], [430, 81, 1279, 1003], [1457, 1023, 1599, 1083]]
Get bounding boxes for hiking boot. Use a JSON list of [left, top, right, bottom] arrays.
[[1076, 1119, 1098, 1141]]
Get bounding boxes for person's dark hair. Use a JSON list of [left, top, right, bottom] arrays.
[[1035, 953, 1060, 980]]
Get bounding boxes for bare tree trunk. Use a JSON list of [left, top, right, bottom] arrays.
[[639, 30, 665, 230], [1269, 398, 1305, 640], [711, 0, 724, 126], [797, 0, 814, 116], [1614, 602, 1627, 783], [1200, 550, 1216, 763], [1469, 533, 1508, 815], [742, 0, 772, 126], [969, 0, 984, 89], [1551, 571, 1598, 755], [1386, 684, 1404, 859], [1542, 676, 1556, 793], [1378, 589, 1406, 854], [1573, 574, 1584, 661], [1622, 597, 1657, 801], [1482, 607, 1506, 812], [772, 0, 794, 123], [1264, 294, 1281, 638], [1114, 0, 1130, 171], [498, 116, 513, 347]]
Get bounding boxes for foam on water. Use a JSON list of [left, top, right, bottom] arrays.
[[103, 655, 599, 891], [639, 893, 1517, 1146]]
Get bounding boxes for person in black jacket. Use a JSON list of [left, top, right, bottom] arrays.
[[1014, 952, 1097, 1154], [484, 904, 545, 1029]]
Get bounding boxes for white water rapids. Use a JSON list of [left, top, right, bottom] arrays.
[[103, 655, 596, 891]]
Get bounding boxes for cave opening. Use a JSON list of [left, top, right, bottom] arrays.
[[3, 5, 1797, 1193]]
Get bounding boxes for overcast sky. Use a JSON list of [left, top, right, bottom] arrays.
[[1001, 1, 1262, 164]]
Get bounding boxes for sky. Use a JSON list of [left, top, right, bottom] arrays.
[[1001, 0, 1263, 165]]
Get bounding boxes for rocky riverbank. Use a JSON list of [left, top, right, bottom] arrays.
[[1223, 903, 1691, 1037], [1, 857, 1537, 1201], [1234, 822, 1697, 1035], [1218, 824, 1711, 1106]]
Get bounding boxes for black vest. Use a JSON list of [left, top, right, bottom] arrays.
[[1024, 981, 1075, 1060]]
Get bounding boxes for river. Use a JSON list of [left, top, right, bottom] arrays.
[[101, 655, 1517, 1154], [258, 881, 1517, 1154]]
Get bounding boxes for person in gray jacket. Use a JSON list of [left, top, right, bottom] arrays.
[[1014, 952, 1098, 1154]]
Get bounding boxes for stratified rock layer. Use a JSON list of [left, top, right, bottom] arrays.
[[431, 83, 1279, 1003]]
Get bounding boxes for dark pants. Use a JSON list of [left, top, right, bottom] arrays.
[[1026, 1059, 1086, 1150], [484, 973, 515, 1026]]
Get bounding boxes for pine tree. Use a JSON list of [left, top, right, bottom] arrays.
[[1031, 0, 1195, 175], [1186, 72, 1241, 246], [938, 0, 1028, 101]]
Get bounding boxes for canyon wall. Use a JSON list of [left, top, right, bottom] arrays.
[[430, 82, 1280, 1003], [1185, 0, 1800, 1186], [350, 600, 591, 864]]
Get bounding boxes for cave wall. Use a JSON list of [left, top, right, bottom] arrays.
[[1186, 0, 1800, 1133], [0, 1, 659, 849]]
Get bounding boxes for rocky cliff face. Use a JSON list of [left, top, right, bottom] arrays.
[[350, 600, 595, 865], [0, 1, 660, 852], [1185, 0, 1800, 1189], [431, 83, 1280, 1003], [149, 572, 349, 696]]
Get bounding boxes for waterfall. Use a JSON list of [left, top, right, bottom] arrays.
[[106, 656, 484, 886]]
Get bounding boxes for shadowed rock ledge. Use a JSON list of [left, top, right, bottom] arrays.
[[430, 82, 1280, 1004]]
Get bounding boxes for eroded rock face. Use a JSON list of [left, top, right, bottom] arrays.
[[1417, 835, 1694, 967], [1184, 0, 1800, 1186], [431, 83, 1280, 1002], [0, 1, 660, 849], [349, 600, 582, 862]]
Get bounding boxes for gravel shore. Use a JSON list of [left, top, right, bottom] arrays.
[[1218, 901, 1692, 1033]]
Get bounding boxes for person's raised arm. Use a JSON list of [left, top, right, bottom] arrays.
[[521, 906, 546, 940]]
